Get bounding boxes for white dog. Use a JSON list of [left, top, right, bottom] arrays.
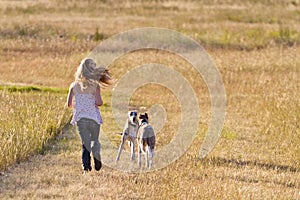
[[137, 113, 156, 169], [116, 111, 139, 161]]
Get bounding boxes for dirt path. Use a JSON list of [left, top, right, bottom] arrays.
[[0, 124, 174, 200], [0, 125, 131, 199], [0, 124, 299, 199]]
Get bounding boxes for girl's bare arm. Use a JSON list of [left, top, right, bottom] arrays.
[[67, 85, 74, 108], [95, 85, 103, 106]]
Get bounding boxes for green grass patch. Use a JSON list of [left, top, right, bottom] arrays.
[[221, 127, 237, 140], [0, 85, 68, 93]]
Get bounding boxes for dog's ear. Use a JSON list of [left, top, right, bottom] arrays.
[[145, 113, 148, 119]]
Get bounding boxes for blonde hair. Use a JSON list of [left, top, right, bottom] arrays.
[[75, 58, 112, 88]]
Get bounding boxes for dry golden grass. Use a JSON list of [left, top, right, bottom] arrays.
[[0, 0, 299, 199], [0, 88, 72, 171]]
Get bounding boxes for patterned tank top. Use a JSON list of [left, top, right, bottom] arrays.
[[70, 82, 102, 125]]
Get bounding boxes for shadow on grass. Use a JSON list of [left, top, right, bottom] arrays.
[[204, 156, 299, 173], [41, 122, 80, 155], [202, 156, 299, 188]]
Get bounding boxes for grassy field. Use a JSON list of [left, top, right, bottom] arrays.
[[0, 0, 299, 199], [0, 87, 72, 170]]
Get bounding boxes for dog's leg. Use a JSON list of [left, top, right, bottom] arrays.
[[130, 140, 135, 161], [149, 148, 154, 168], [145, 145, 150, 168], [116, 135, 126, 161], [138, 142, 142, 168]]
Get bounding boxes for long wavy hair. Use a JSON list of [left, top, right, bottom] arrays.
[[75, 58, 113, 89]]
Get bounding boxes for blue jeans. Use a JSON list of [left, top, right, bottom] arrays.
[[76, 118, 101, 170]]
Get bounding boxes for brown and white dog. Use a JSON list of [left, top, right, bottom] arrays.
[[137, 113, 156, 169], [116, 111, 139, 161]]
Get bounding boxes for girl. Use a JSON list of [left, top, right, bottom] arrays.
[[67, 58, 112, 174]]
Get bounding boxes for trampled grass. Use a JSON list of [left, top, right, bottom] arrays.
[[0, 0, 299, 199]]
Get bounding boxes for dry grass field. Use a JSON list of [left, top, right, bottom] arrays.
[[0, 0, 299, 199]]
